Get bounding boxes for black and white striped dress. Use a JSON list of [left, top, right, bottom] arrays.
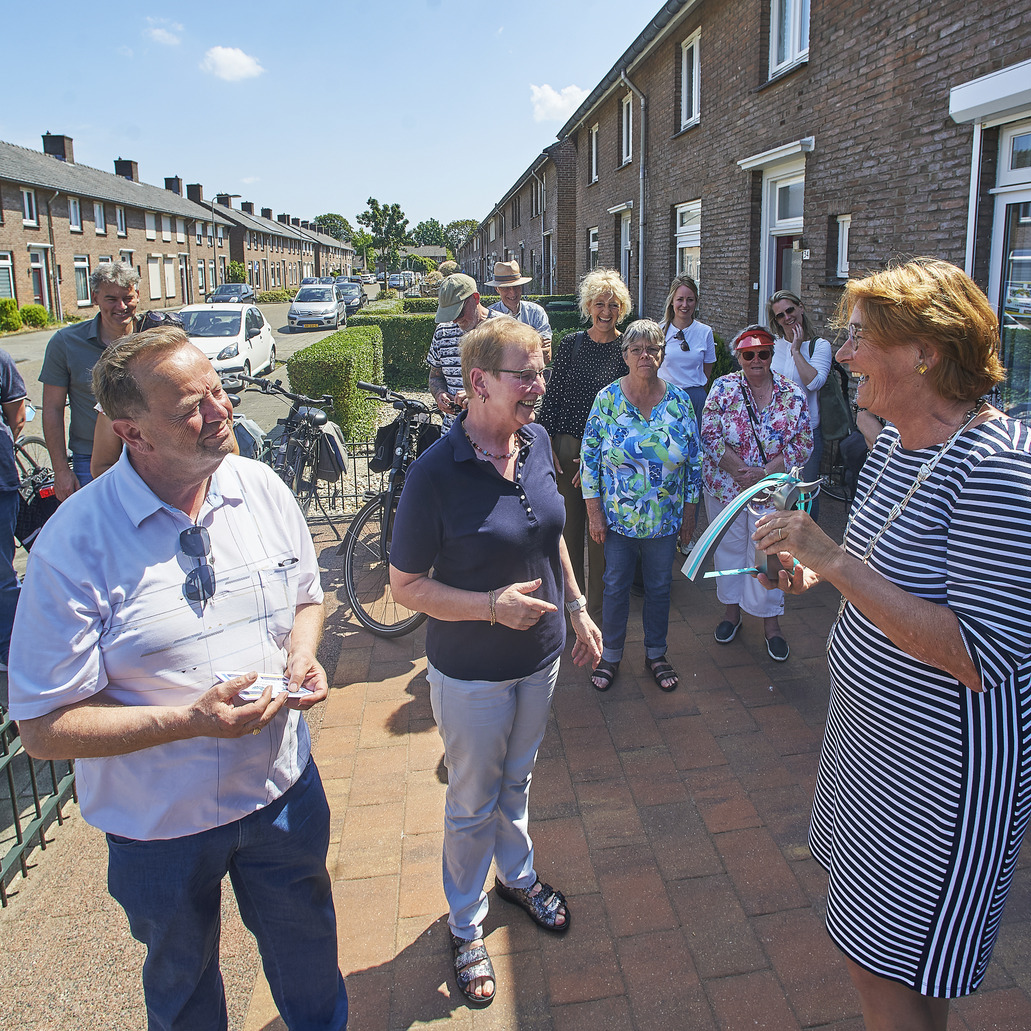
[[811, 417, 1031, 997]]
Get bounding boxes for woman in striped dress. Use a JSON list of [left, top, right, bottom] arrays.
[[750, 258, 1031, 1031]]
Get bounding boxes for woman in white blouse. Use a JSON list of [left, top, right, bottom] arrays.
[[766, 289, 832, 518], [657, 275, 714, 429]]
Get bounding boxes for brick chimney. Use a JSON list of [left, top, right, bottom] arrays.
[[277, 213, 290, 224], [187, 184, 204, 204], [261, 207, 273, 220], [240, 201, 254, 215], [114, 158, 139, 182], [291, 218, 300, 227], [164, 176, 183, 195], [215, 193, 234, 208], [42, 133, 74, 163]]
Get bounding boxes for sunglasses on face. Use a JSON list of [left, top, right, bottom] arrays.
[[773, 306, 798, 321], [738, 349, 772, 361]]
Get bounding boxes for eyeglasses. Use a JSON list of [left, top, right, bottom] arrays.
[[847, 323, 864, 346], [495, 367, 553, 387], [180, 525, 216, 608], [773, 305, 797, 321], [625, 345, 664, 359], [738, 349, 772, 362]]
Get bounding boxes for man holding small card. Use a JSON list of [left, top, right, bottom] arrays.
[[7, 326, 347, 1031]]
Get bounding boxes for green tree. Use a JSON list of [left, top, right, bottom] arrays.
[[357, 198, 411, 274], [444, 219, 479, 256], [349, 228, 375, 270], [227, 260, 248, 283], [313, 212, 354, 241], [412, 255, 438, 273], [412, 218, 447, 248]]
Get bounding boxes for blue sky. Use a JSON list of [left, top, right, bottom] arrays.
[[2, 0, 654, 231]]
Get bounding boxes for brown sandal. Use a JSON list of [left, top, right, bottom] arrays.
[[645, 655, 679, 692]]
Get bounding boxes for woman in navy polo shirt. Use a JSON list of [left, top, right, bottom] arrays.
[[390, 318, 601, 1008]]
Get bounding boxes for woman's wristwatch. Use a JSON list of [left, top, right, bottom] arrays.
[[565, 595, 587, 614]]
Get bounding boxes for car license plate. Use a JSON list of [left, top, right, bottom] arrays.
[[302, 322, 319, 328]]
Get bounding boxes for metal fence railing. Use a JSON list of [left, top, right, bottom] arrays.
[[0, 706, 76, 906]]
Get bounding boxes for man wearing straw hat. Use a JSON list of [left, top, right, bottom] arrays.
[[487, 260, 552, 362]]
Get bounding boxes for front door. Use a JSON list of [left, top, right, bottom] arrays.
[[620, 212, 632, 288], [28, 248, 49, 309], [775, 235, 802, 295], [993, 195, 1031, 418]]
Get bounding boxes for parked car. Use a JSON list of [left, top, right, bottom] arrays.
[[301, 277, 318, 285], [335, 281, 366, 316], [288, 285, 348, 331], [318, 276, 336, 284], [377, 272, 385, 282], [204, 283, 255, 304], [178, 304, 276, 375], [388, 273, 402, 289], [361, 272, 376, 284]]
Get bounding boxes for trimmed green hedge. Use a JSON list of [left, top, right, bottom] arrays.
[[285, 325, 383, 440], [0, 299, 21, 333], [20, 304, 49, 328], [401, 297, 440, 314], [347, 312, 435, 389], [256, 288, 297, 303]]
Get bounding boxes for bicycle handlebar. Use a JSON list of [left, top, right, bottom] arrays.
[[222, 371, 331, 411], [357, 381, 432, 414]]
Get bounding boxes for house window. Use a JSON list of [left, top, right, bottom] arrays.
[[675, 201, 701, 282], [0, 252, 14, 300], [176, 218, 185, 244], [161, 215, 172, 243], [489, 219, 496, 242], [540, 172, 546, 213], [94, 201, 106, 234], [74, 255, 91, 306], [998, 121, 1031, 188], [836, 214, 851, 278], [146, 212, 157, 240], [196, 221, 203, 245], [770, 0, 810, 77], [197, 259, 205, 292], [588, 227, 599, 269], [119, 249, 133, 267], [69, 197, 82, 232], [590, 124, 599, 183], [217, 224, 224, 245], [22, 189, 37, 226], [621, 94, 633, 164], [116, 206, 127, 236], [680, 31, 701, 130]]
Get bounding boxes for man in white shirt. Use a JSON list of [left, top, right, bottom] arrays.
[[9, 327, 347, 1031], [487, 260, 552, 362]]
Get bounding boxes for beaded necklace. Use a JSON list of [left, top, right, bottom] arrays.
[[463, 423, 517, 460], [832, 403, 983, 629]]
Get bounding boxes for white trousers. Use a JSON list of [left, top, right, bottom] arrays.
[[704, 492, 785, 618], [427, 657, 560, 940]]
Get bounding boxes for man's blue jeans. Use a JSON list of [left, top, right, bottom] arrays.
[[0, 489, 19, 663], [106, 758, 347, 1031], [601, 530, 678, 663]]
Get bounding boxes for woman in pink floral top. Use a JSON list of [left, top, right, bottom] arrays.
[[701, 325, 812, 660]]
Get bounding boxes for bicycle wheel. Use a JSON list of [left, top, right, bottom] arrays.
[[340, 493, 426, 637], [15, 436, 51, 482], [291, 441, 320, 519]]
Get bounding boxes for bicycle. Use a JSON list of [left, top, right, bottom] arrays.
[[338, 381, 441, 637], [13, 435, 57, 552], [220, 372, 344, 524]]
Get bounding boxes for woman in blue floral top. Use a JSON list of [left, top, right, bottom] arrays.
[[701, 325, 812, 661], [581, 320, 702, 692]]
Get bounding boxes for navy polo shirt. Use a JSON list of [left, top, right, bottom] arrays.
[[390, 413, 566, 681]]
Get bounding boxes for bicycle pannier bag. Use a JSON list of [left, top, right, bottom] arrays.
[[317, 422, 349, 481], [15, 473, 58, 551], [370, 417, 401, 473]]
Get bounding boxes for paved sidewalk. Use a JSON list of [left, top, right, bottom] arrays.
[[2, 505, 1030, 1030]]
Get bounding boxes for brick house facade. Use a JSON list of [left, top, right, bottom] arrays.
[[459, 1, 1031, 408]]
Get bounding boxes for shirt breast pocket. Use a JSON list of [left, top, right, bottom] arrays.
[[256, 561, 301, 645]]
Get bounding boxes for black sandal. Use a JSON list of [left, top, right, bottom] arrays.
[[645, 655, 679, 692], [494, 877, 571, 934], [589, 658, 619, 691], [450, 932, 495, 1007]]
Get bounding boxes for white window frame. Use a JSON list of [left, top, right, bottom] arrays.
[[759, 160, 806, 314], [836, 214, 852, 278], [588, 227, 599, 269], [675, 201, 702, 282], [161, 215, 172, 243], [621, 94, 633, 165], [590, 124, 599, 183], [94, 201, 106, 235], [119, 249, 133, 267], [489, 219, 496, 242], [176, 218, 186, 244], [197, 258, 205, 292], [540, 172, 547, 213], [146, 212, 157, 240], [73, 255, 91, 306], [998, 119, 1031, 189], [217, 224, 224, 245], [68, 197, 82, 232], [116, 205, 127, 236], [0, 252, 15, 301], [22, 189, 37, 226], [680, 31, 701, 130], [196, 221, 203, 246], [769, 0, 810, 78]]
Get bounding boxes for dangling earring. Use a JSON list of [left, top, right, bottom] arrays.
[[916, 359, 928, 376], [481, 393, 487, 403]]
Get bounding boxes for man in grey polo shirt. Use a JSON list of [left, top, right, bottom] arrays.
[[487, 260, 552, 363], [40, 260, 139, 499]]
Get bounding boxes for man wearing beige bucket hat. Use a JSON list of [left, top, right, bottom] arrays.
[[487, 261, 552, 362]]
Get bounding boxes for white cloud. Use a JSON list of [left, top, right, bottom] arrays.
[[241, 176, 260, 184], [146, 18, 182, 45], [529, 83, 588, 123], [200, 46, 264, 82]]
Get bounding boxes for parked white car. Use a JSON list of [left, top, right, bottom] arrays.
[[178, 303, 276, 376], [288, 284, 348, 331]]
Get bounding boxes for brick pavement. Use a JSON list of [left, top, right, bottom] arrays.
[[2, 501, 1030, 1030]]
